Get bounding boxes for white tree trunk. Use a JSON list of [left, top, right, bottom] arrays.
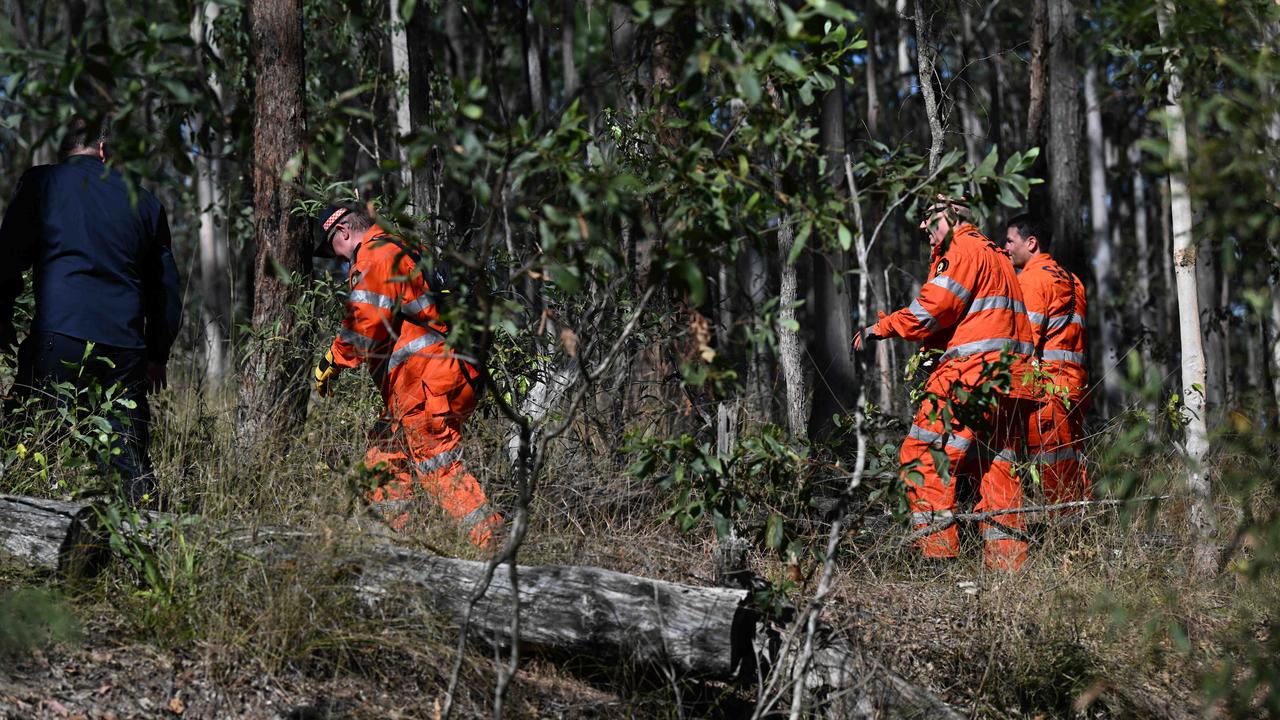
[[1271, 288, 1280, 423], [1086, 65, 1119, 412], [1158, 0, 1216, 578], [1129, 143, 1152, 353], [895, 0, 912, 97], [958, 7, 982, 167], [192, 1, 229, 386], [389, 0, 413, 195]]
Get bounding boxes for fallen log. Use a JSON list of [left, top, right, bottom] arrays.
[[2, 493, 958, 717]]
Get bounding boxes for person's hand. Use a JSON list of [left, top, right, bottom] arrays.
[[146, 362, 167, 393], [314, 349, 339, 397], [852, 325, 880, 352]]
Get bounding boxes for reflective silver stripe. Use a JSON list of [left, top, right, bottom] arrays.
[[967, 295, 1025, 315], [983, 525, 1015, 541], [460, 504, 497, 530], [942, 338, 1036, 361], [908, 299, 937, 330], [912, 510, 953, 525], [1031, 447, 1081, 464], [349, 289, 394, 309], [992, 449, 1018, 464], [401, 295, 434, 316], [1027, 311, 1047, 326], [928, 275, 972, 303], [1071, 313, 1085, 326], [907, 425, 972, 452], [1043, 349, 1086, 364], [388, 330, 449, 370], [415, 448, 462, 475], [340, 326, 379, 351], [368, 499, 411, 516]]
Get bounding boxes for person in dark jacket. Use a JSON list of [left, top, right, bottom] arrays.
[[0, 116, 182, 505]]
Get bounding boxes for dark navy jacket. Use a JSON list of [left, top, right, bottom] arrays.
[[0, 155, 182, 363]]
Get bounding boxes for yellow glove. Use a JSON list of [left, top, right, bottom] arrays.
[[314, 349, 340, 397]]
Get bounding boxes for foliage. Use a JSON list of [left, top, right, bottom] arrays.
[[628, 424, 813, 559]]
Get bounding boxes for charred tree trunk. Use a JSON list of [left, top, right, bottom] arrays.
[[405, 0, 434, 217], [236, 0, 309, 449], [1026, 0, 1048, 152], [809, 79, 856, 440]]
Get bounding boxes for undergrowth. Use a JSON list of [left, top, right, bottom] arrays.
[[2, 359, 1278, 718]]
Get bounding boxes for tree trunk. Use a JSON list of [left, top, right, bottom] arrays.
[[389, 0, 413, 195], [1157, 0, 1216, 578], [913, 0, 944, 174], [522, 0, 548, 121], [237, 0, 309, 449], [1026, 0, 1048, 151], [560, 0, 578, 99], [405, 2, 434, 217], [957, 6, 982, 166], [1129, 142, 1153, 367], [895, 0, 912, 98], [1047, 0, 1083, 278], [1271, 287, 1280, 425], [809, 80, 856, 440], [191, 1, 230, 388], [864, 30, 880, 137], [1085, 65, 1120, 414]]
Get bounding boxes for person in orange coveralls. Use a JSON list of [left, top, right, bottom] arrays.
[[311, 203, 501, 548], [1004, 214, 1089, 505], [855, 197, 1036, 570]]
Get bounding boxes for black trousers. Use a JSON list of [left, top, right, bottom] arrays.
[[11, 330, 155, 504]]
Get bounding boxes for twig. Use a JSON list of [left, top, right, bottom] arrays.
[[905, 494, 1171, 543]]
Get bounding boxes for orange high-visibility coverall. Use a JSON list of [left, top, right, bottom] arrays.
[[328, 226, 502, 547], [1018, 252, 1089, 505], [872, 223, 1036, 569]]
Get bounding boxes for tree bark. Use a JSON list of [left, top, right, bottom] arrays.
[[1026, 0, 1048, 151], [957, 6, 982, 166], [1129, 142, 1152, 365], [191, 1, 230, 388], [1047, 0, 1083, 277], [405, 1, 434, 216], [895, 0, 912, 99], [913, 0, 944, 174], [522, 0, 548, 121], [389, 0, 413, 195], [864, 30, 880, 137], [560, 0, 578, 99], [1157, 0, 1216, 578], [1085, 65, 1120, 414], [809, 80, 856, 440], [237, 0, 310, 449]]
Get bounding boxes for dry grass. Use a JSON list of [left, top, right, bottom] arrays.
[[3, 364, 1279, 718]]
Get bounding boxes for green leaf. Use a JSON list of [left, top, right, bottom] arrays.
[[740, 71, 762, 104], [400, 0, 417, 23], [975, 146, 998, 178], [461, 104, 483, 120], [774, 52, 806, 79], [837, 223, 852, 251], [653, 7, 675, 26]]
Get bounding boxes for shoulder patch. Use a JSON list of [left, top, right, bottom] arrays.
[[934, 258, 949, 277]]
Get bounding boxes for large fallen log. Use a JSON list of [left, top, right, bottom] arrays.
[[1, 493, 959, 718]]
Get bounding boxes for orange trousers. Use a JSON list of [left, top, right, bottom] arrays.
[[901, 388, 1029, 570], [1027, 394, 1089, 506], [365, 374, 501, 548]]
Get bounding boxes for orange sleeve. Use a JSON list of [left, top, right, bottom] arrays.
[[1019, 269, 1052, 350], [876, 246, 978, 341], [329, 251, 398, 369]]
